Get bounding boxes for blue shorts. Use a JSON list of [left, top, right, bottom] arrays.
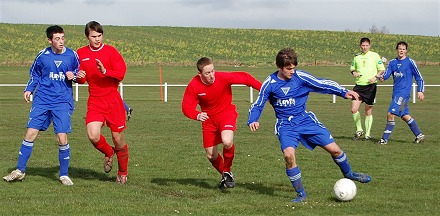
[[275, 111, 334, 151], [27, 107, 73, 134], [387, 95, 410, 117]]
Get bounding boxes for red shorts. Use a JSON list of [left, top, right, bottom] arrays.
[[202, 108, 238, 148], [86, 91, 126, 132]]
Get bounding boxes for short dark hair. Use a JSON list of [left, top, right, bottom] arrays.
[[46, 25, 64, 39], [276, 48, 298, 68], [85, 21, 104, 37], [360, 37, 371, 45], [197, 57, 213, 72], [396, 41, 408, 50]]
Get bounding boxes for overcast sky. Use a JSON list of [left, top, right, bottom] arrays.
[[1, 0, 439, 36]]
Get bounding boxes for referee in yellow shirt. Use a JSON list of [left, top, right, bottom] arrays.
[[350, 37, 385, 141]]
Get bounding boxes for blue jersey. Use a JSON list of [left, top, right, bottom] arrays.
[[248, 70, 349, 124], [383, 57, 424, 97], [25, 47, 79, 110]]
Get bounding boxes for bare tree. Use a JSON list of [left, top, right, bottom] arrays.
[[369, 25, 380, 33], [369, 25, 389, 34], [380, 26, 389, 34]]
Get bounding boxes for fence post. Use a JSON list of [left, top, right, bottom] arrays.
[[164, 82, 168, 103], [412, 83, 416, 103], [119, 83, 124, 100], [249, 87, 254, 103], [332, 95, 336, 103]]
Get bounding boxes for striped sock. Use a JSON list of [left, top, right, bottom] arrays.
[[382, 121, 395, 141], [333, 151, 352, 175], [286, 166, 304, 193], [17, 140, 34, 173], [59, 144, 70, 177], [407, 118, 422, 137]]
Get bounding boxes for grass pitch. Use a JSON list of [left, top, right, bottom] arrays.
[[0, 65, 439, 215]]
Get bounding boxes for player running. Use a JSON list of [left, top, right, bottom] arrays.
[[76, 21, 129, 184], [377, 41, 425, 145], [182, 57, 261, 190]]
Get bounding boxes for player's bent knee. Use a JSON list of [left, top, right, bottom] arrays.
[[206, 154, 216, 161], [88, 135, 100, 145]]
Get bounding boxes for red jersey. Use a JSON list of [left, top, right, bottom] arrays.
[[76, 44, 126, 97], [182, 72, 261, 120]]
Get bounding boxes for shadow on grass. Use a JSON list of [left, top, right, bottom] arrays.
[[150, 177, 276, 196], [4, 166, 113, 182], [333, 135, 411, 144], [151, 177, 213, 189]]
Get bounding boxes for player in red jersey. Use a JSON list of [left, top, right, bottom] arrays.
[[182, 57, 262, 189], [76, 21, 129, 184]]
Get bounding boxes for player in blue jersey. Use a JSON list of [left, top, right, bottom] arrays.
[[3, 25, 79, 185], [377, 41, 425, 145], [248, 48, 371, 202]]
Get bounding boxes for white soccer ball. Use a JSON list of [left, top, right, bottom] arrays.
[[333, 178, 357, 201]]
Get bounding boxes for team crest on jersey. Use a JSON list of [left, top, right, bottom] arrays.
[[54, 61, 62, 68], [281, 87, 290, 95], [397, 64, 401, 69]]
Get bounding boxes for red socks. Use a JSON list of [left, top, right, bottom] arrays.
[[94, 135, 129, 176], [210, 143, 235, 174], [94, 135, 114, 157], [210, 153, 224, 174], [115, 144, 129, 176], [223, 144, 235, 173]]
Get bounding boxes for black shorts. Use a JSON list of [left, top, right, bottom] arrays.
[[353, 83, 377, 105]]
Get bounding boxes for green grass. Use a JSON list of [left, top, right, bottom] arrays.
[[0, 65, 439, 215], [1, 23, 439, 67]]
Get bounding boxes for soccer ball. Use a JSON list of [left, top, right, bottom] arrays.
[[333, 178, 357, 201]]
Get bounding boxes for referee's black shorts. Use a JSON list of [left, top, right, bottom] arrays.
[[353, 83, 377, 106]]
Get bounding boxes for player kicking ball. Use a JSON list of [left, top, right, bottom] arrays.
[[248, 48, 371, 202]]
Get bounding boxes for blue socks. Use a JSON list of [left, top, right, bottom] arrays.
[[382, 120, 395, 141], [407, 118, 422, 137], [286, 166, 304, 193], [382, 118, 422, 141], [17, 140, 34, 173], [59, 144, 71, 177], [16, 140, 70, 177], [333, 151, 351, 175]]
